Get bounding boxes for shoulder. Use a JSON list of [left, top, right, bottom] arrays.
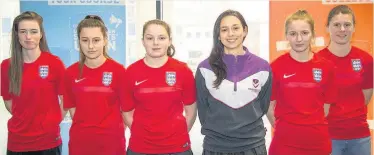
[[169, 57, 187, 66], [352, 46, 373, 62], [66, 62, 79, 73], [247, 54, 272, 83], [107, 59, 126, 70], [43, 52, 62, 61], [315, 55, 336, 71], [42, 52, 65, 67], [196, 58, 211, 70], [248, 53, 270, 70], [270, 52, 289, 71], [1, 58, 10, 73], [126, 59, 144, 73], [316, 47, 330, 57], [168, 58, 192, 72], [1, 58, 10, 67]]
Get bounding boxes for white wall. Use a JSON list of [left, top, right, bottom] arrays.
[[0, 0, 20, 154], [0, 0, 19, 62], [126, 0, 156, 66]]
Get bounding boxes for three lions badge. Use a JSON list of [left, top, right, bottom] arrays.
[[166, 71, 176, 86]]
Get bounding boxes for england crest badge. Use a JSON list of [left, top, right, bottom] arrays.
[[351, 59, 362, 72], [102, 72, 113, 86], [39, 65, 49, 79], [166, 71, 176, 86], [312, 68, 322, 82]]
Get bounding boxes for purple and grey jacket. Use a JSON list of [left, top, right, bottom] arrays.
[[195, 47, 272, 153]]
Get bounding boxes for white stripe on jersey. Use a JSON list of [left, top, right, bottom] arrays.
[[200, 68, 269, 109]]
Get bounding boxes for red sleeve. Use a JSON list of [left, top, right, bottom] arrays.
[[181, 65, 196, 105], [270, 63, 278, 101], [120, 69, 136, 112], [362, 54, 373, 89], [54, 58, 66, 95], [323, 65, 338, 104], [1, 60, 11, 100], [63, 70, 76, 108]]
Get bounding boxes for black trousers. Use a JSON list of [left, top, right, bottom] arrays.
[[7, 145, 62, 155], [127, 149, 193, 155], [203, 145, 267, 155]]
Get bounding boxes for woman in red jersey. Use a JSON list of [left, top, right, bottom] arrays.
[[1, 11, 65, 155], [267, 10, 337, 155], [121, 19, 197, 155], [317, 5, 373, 155], [63, 15, 126, 155]]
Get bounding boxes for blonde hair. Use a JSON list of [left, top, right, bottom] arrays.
[[285, 10, 315, 38]]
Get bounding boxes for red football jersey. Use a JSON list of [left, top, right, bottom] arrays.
[[269, 53, 337, 155], [1, 52, 64, 152], [64, 59, 126, 155], [121, 57, 196, 154], [318, 46, 373, 139]]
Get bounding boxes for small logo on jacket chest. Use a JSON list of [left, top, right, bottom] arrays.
[[253, 79, 259, 88]]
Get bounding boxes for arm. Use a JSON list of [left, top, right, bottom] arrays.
[[68, 107, 76, 119], [259, 71, 273, 116], [122, 110, 134, 129], [4, 100, 12, 114], [267, 65, 278, 128], [118, 68, 136, 129], [1, 60, 12, 115], [323, 64, 338, 117], [362, 55, 373, 106], [62, 67, 77, 120], [184, 103, 197, 132], [181, 65, 198, 132], [55, 58, 68, 120], [195, 68, 209, 125], [266, 100, 276, 128], [363, 89, 373, 106], [324, 104, 330, 117], [59, 95, 68, 119]]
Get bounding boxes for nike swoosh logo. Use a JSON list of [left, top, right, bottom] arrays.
[[75, 78, 86, 83], [135, 79, 147, 86], [283, 73, 296, 78]]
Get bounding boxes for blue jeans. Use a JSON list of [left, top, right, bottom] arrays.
[[332, 136, 371, 155]]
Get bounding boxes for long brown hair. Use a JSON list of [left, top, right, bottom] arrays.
[[9, 11, 50, 96], [76, 15, 110, 78], [142, 19, 175, 57], [326, 5, 355, 46], [209, 10, 248, 88]]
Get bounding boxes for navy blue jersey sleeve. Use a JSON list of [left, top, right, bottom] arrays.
[[195, 67, 210, 125], [258, 70, 272, 115]]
